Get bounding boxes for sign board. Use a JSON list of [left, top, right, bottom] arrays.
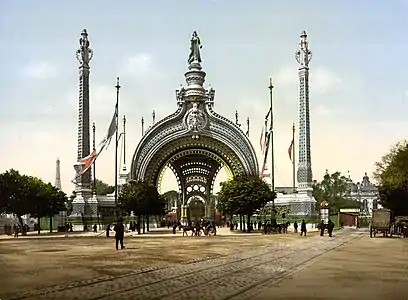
[[340, 208, 360, 213]]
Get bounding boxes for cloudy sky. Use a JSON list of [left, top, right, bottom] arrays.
[[1, 0, 407, 195]]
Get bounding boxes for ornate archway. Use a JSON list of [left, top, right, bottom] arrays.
[[131, 32, 259, 222]]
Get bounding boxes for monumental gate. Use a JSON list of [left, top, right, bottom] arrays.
[[130, 31, 259, 221]]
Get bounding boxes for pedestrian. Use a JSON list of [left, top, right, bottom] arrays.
[[327, 220, 334, 237], [114, 218, 125, 250], [93, 224, 97, 233], [300, 219, 307, 236], [106, 224, 111, 238], [320, 220, 325, 236], [293, 221, 298, 233]]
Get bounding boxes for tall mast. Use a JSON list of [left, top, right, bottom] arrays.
[[122, 115, 127, 171], [92, 122, 96, 195], [141, 117, 144, 136], [114, 77, 121, 213], [268, 77, 275, 193], [292, 123, 296, 193]]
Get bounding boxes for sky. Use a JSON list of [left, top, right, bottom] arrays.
[[1, 0, 408, 195]]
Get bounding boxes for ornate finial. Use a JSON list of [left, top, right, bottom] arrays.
[[141, 117, 144, 135], [246, 117, 250, 137], [115, 77, 121, 90], [295, 30, 312, 68], [188, 31, 203, 65], [268, 77, 274, 90], [123, 115, 126, 125], [235, 110, 241, 127], [152, 110, 156, 124], [76, 29, 93, 67]]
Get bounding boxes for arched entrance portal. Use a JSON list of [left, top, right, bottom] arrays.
[[131, 32, 259, 223]]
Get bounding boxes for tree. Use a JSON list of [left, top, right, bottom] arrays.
[[217, 175, 275, 229], [312, 171, 360, 214], [91, 179, 114, 196], [374, 140, 408, 216], [0, 169, 67, 234], [162, 190, 180, 212], [118, 180, 165, 233]]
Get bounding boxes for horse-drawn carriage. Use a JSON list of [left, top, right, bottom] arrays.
[[181, 220, 217, 237], [370, 208, 394, 238]]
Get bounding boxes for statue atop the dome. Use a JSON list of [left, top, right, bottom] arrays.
[[188, 31, 202, 64]]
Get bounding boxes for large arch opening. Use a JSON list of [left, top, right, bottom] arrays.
[[132, 132, 258, 223]]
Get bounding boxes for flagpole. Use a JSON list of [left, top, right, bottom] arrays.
[[268, 77, 275, 195], [92, 122, 96, 194], [114, 77, 121, 216], [292, 123, 296, 193]]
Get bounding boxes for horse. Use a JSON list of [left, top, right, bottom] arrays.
[[182, 226, 196, 236], [203, 224, 217, 236]]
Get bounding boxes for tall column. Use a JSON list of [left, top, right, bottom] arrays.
[[295, 30, 313, 195], [71, 29, 94, 221]]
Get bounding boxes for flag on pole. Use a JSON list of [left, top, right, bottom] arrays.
[[259, 127, 264, 152], [288, 139, 294, 162], [260, 130, 272, 179], [72, 106, 118, 182]]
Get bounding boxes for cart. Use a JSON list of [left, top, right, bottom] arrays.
[[370, 208, 393, 238]]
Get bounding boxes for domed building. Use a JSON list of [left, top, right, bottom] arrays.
[[346, 172, 380, 215]]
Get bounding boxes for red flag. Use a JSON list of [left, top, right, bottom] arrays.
[[260, 128, 264, 152], [78, 149, 97, 175], [288, 139, 294, 161]]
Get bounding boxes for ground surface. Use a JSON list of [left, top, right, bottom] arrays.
[[0, 228, 406, 300]]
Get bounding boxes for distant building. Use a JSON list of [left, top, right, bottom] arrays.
[[346, 172, 380, 215]]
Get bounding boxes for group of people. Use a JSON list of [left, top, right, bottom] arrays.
[[3, 223, 30, 237]]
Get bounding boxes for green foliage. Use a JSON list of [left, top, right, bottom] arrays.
[[0, 169, 67, 220], [217, 175, 275, 216], [374, 140, 408, 216], [118, 180, 165, 216], [312, 171, 360, 213], [189, 197, 205, 220], [91, 179, 114, 196], [162, 190, 180, 212]]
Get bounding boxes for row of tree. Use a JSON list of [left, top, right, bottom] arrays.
[[0, 169, 67, 234]]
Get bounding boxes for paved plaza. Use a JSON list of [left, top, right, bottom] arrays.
[[1, 228, 406, 300]]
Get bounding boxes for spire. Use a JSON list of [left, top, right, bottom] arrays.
[[55, 158, 62, 190], [295, 30, 312, 69], [76, 29, 93, 68]]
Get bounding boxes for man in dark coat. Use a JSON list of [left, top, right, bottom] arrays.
[[320, 220, 325, 236], [327, 220, 335, 237], [300, 219, 307, 236], [114, 218, 125, 250]]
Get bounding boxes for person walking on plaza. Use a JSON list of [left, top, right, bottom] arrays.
[[300, 219, 307, 236], [327, 220, 335, 237], [320, 220, 325, 236], [293, 221, 298, 233], [93, 224, 97, 233], [114, 218, 125, 250], [106, 224, 111, 238]]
